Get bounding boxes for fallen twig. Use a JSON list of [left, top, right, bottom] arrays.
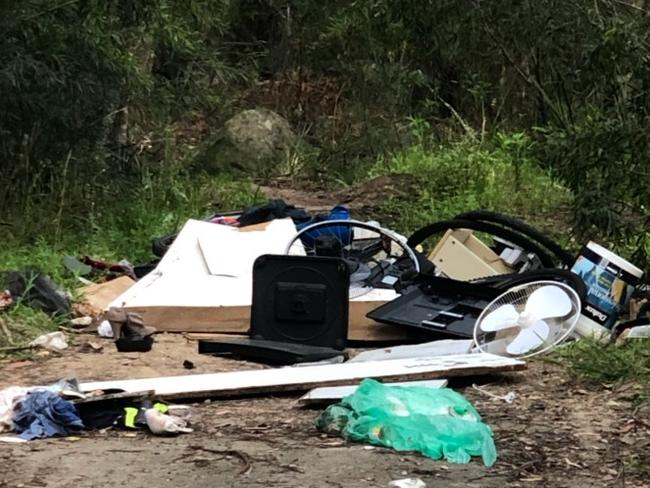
[[186, 445, 252, 475], [0, 316, 14, 344], [0, 344, 32, 353]]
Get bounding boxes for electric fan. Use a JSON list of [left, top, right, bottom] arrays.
[[473, 281, 581, 358]]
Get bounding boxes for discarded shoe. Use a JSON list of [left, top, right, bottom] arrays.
[[106, 307, 155, 352]]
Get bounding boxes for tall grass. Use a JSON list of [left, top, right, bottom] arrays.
[[369, 130, 572, 242], [0, 172, 261, 351]]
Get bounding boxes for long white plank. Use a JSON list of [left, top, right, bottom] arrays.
[[80, 353, 525, 400]]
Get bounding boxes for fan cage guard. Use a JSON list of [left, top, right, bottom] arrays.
[[473, 280, 581, 358], [285, 219, 420, 299]]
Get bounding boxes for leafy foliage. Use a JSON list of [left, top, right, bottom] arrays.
[[369, 122, 571, 244], [1, 0, 650, 269], [0, 0, 253, 236]]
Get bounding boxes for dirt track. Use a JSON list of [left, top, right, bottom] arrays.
[[1, 333, 648, 487]]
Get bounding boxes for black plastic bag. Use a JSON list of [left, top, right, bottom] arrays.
[[6, 269, 71, 316]]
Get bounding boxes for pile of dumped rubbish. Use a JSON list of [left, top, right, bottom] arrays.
[[1, 201, 648, 470]]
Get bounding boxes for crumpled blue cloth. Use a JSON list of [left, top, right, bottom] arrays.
[[13, 390, 83, 440]]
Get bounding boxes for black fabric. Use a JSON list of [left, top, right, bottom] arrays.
[[237, 199, 310, 227], [5, 269, 70, 316], [76, 404, 125, 430]]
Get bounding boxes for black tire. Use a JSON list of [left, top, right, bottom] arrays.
[[152, 234, 177, 258]]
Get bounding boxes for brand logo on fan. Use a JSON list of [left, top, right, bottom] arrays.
[[585, 305, 607, 323]]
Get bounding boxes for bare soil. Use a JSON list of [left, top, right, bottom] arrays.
[[1, 333, 649, 487], [258, 174, 419, 217]]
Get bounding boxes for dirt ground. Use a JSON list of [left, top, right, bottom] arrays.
[[258, 174, 419, 216], [1, 333, 649, 488]]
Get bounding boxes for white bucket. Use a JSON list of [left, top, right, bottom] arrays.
[[571, 241, 643, 337]]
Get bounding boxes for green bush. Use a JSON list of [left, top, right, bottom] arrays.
[[535, 115, 650, 275], [370, 124, 571, 243]]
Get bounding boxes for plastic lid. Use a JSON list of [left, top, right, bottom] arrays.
[[585, 241, 643, 278]]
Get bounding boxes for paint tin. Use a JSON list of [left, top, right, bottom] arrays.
[[571, 241, 643, 335]]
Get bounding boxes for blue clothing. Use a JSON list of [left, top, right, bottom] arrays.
[[13, 390, 83, 440]]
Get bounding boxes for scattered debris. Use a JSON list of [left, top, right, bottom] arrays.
[[572, 241, 644, 338], [63, 256, 92, 277], [0, 290, 12, 311], [347, 339, 473, 363], [106, 308, 155, 353], [471, 384, 517, 403], [616, 324, 650, 343], [1, 387, 29, 432], [428, 229, 513, 280], [76, 276, 135, 317], [198, 338, 346, 365], [78, 341, 103, 353], [474, 282, 581, 357], [70, 316, 93, 329], [96, 320, 113, 338], [0, 435, 27, 443], [104, 218, 401, 341], [388, 479, 426, 488], [144, 409, 193, 435], [4, 203, 647, 481], [29, 331, 68, 352]]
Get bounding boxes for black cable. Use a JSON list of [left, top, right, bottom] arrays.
[[407, 218, 557, 268]]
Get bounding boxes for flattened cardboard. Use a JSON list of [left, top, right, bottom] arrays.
[[79, 276, 135, 313]]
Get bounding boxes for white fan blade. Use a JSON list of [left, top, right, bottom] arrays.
[[506, 320, 550, 355], [480, 304, 520, 332], [524, 285, 573, 320]]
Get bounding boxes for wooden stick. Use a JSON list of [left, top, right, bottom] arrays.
[[0, 316, 14, 345]]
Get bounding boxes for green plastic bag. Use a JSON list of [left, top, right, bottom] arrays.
[[315, 379, 497, 466]]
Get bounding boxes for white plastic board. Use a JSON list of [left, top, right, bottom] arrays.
[[79, 353, 525, 400], [348, 339, 473, 363], [298, 379, 448, 405]]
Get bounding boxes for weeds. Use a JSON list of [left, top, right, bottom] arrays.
[[370, 132, 572, 248], [0, 172, 261, 350], [0, 299, 69, 356], [554, 339, 650, 404]]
